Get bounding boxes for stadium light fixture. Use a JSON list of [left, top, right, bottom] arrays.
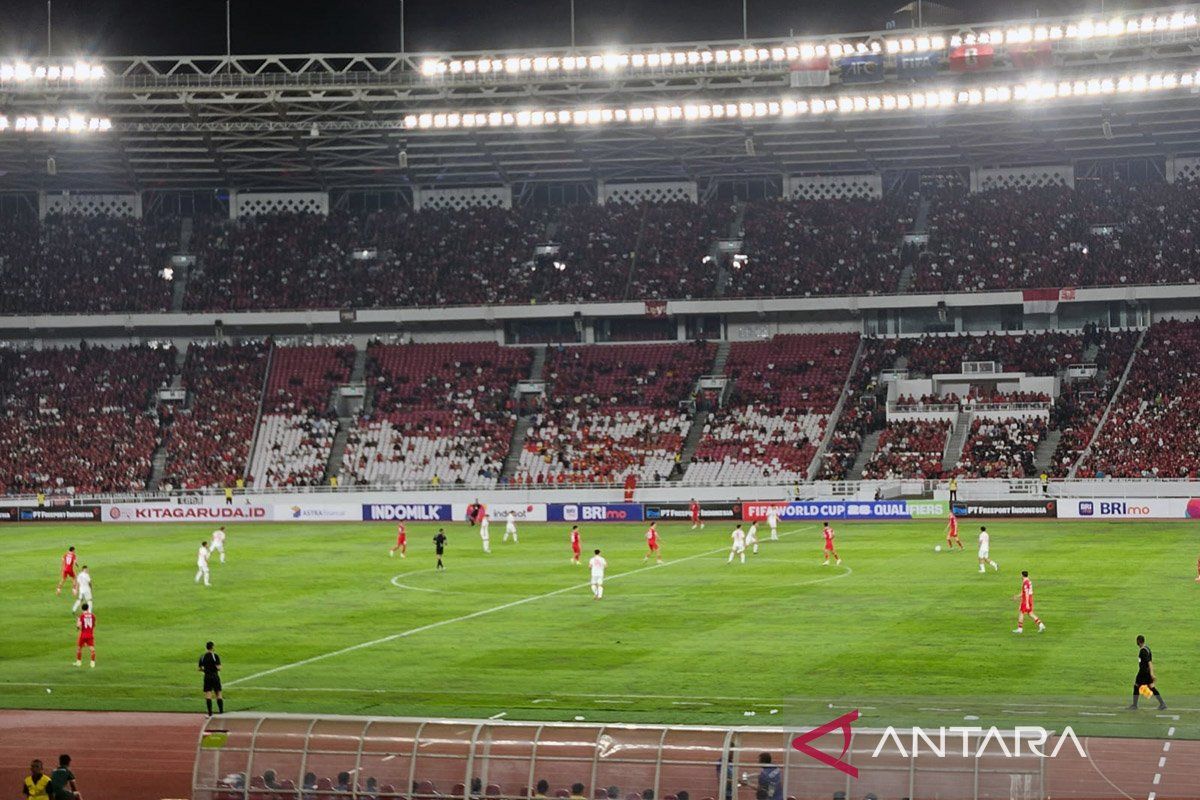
[[0, 60, 106, 82], [418, 11, 1198, 80], [0, 114, 112, 133], [400, 68, 1200, 132]]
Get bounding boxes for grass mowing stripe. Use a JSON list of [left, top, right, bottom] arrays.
[[230, 524, 819, 686]]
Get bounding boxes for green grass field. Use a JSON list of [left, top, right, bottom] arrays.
[[1, 518, 1197, 738]]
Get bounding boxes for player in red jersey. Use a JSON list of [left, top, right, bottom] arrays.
[[820, 522, 842, 566], [74, 603, 96, 667], [689, 499, 704, 530], [570, 525, 582, 565], [1195, 555, 1199, 582], [643, 522, 663, 564], [1012, 570, 1046, 633], [390, 523, 407, 558], [56, 546, 78, 595], [945, 512, 964, 551]]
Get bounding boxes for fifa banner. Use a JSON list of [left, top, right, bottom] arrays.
[[361, 503, 453, 522], [950, 500, 1057, 518], [453, 503, 548, 523], [103, 503, 272, 522], [0, 506, 101, 523], [643, 502, 741, 522], [1057, 498, 1195, 520], [743, 500, 949, 522], [548, 503, 644, 523], [272, 503, 362, 522]]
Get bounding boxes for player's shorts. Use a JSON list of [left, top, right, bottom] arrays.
[[731, 543, 745, 553], [62, 567, 75, 579], [212, 542, 225, 552], [203, 674, 223, 693], [572, 545, 581, 554], [978, 548, 989, 559], [397, 535, 406, 546], [77, 634, 94, 647], [824, 543, 834, 552], [746, 532, 758, 542], [78, 591, 93, 604], [590, 574, 604, 585], [648, 542, 659, 550], [1020, 600, 1033, 614], [948, 531, 959, 539], [435, 548, 445, 556]]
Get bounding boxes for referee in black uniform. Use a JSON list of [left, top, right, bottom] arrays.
[[1129, 634, 1167, 710], [199, 641, 224, 717]]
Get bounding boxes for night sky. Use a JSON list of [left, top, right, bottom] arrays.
[[0, 0, 1101, 57]]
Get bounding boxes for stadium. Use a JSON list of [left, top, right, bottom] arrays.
[[2, 0, 1200, 796]]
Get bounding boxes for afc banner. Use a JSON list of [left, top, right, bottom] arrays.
[[548, 503, 644, 523], [742, 500, 949, 521]]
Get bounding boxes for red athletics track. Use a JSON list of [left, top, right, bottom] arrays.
[[0, 710, 198, 800], [1, 710, 1197, 800]]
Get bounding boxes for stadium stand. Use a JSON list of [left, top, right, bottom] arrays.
[[0, 344, 174, 494], [341, 342, 530, 486], [629, 201, 734, 300], [951, 416, 1048, 478], [518, 342, 714, 484], [685, 334, 858, 484], [0, 212, 175, 314], [248, 345, 355, 488], [861, 419, 951, 480], [1080, 319, 1200, 478], [731, 197, 914, 297], [161, 342, 269, 490], [818, 337, 906, 480]]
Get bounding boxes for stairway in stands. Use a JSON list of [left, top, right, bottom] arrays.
[[321, 346, 369, 485], [169, 217, 194, 312], [500, 345, 548, 482], [145, 347, 190, 489], [1033, 430, 1062, 475], [1068, 327, 1148, 477], [713, 201, 747, 298], [941, 410, 973, 473], [895, 197, 930, 294], [671, 340, 730, 480], [848, 429, 884, 480]]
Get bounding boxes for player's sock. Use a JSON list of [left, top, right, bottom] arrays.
[[74, 659, 81, 667], [217, 698, 224, 713], [990, 560, 999, 570], [597, 586, 603, 598], [979, 564, 986, 573], [206, 699, 213, 716], [220, 553, 225, 563], [739, 553, 745, 563]]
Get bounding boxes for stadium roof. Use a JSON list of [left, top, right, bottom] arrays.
[[4, 6, 1200, 192]]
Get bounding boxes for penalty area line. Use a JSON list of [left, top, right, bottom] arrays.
[[228, 525, 821, 687]]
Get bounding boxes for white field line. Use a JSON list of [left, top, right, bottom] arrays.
[[229, 525, 826, 686]]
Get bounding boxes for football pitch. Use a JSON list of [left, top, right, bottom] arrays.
[[2, 518, 1197, 739]]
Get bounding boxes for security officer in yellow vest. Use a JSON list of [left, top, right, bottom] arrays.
[[22, 759, 52, 798], [948, 476, 958, 502], [1040, 472, 1049, 494]]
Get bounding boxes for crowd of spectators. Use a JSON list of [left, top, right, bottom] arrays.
[[162, 342, 269, 490], [730, 196, 914, 297], [904, 331, 1083, 377], [0, 344, 174, 495], [249, 345, 355, 488], [952, 416, 1048, 478], [861, 420, 951, 480], [342, 342, 529, 486], [1080, 319, 1200, 478], [518, 342, 714, 484], [686, 334, 858, 484], [0, 212, 175, 314], [817, 337, 899, 480]]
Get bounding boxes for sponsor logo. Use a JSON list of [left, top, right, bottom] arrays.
[[112, 505, 269, 521], [1098, 502, 1151, 516], [11, 506, 101, 522], [1078, 501, 1094, 516], [645, 503, 740, 521], [950, 501, 1057, 518], [286, 505, 355, 521], [1188, 498, 1200, 519], [563, 505, 579, 522], [548, 503, 643, 522], [364, 504, 451, 522]]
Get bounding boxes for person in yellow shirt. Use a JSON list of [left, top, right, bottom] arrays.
[[22, 759, 52, 798], [36, 492, 46, 507], [224, 487, 234, 505], [948, 476, 958, 502]]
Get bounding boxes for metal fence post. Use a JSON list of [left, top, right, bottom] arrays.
[[353, 719, 372, 799], [242, 716, 267, 800], [465, 723, 485, 800], [528, 724, 546, 798], [653, 727, 669, 800], [409, 721, 429, 797]]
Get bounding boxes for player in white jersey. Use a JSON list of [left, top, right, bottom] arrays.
[[479, 511, 491, 553], [977, 526, 999, 573], [195, 542, 212, 586], [767, 506, 779, 540], [727, 524, 747, 564], [746, 522, 760, 554], [504, 511, 518, 543], [210, 526, 227, 563], [71, 566, 93, 613], [588, 549, 607, 600]]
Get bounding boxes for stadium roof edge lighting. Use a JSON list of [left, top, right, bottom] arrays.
[[0, 61, 106, 82], [417, 8, 1199, 78], [0, 114, 112, 133], [399, 69, 1200, 131]]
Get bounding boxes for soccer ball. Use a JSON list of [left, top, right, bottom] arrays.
[[934, 545, 943, 552]]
